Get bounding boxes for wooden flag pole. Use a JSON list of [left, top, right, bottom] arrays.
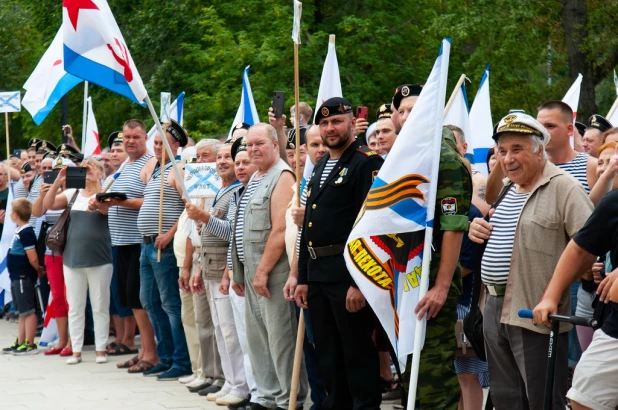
[[157, 140, 166, 262], [289, 2, 305, 409], [443, 74, 468, 117], [82, 81, 89, 152]]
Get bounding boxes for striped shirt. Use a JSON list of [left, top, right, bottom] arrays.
[[481, 188, 529, 285], [28, 175, 42, 236], [295, 159, 338, 257], [13, 180, 27, 199], [204, 183, 241, 244], [137, 162, 185, 236], [555, 152, 589, 193], [234, 174, 266, 264], [108, 154, 152, 246]]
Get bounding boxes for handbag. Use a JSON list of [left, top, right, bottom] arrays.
[[463, 180, 514, 362], [45, 190, 79, 255], [592, 293, 610, 329]]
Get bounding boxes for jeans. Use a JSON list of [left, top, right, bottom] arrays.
[[139, 242, 190, 370], [109, 247, 133, 318]]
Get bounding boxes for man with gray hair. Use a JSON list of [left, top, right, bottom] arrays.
[[231, 123, 308, 409], [468, 113, 593, 409]]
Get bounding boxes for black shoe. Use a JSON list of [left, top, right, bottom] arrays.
[[188, 382, 211, 393], [198, 384, 222, 396], [249, 404, 269, 410], [227, 395, 251, 409]]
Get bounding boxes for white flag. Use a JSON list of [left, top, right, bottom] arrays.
[[468, 65, 493, 176], [84, 97, 101, 158], [292, 0, 302, 44], [345, 39, 451, 368], [228, 66, 260, 140], [443, 80, 471, 160], [562, 73, 583, 121]]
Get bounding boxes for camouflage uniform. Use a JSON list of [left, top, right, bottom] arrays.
[[403, 127, 472, 409]]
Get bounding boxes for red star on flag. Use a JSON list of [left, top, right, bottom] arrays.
[[63, 0, 99, 31]]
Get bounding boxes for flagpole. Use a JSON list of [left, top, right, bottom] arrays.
[[444, 74, 468, 117], [289, 2, 305, 408], [82, 81, 88, 152], [157, 140, 166, 262], [607, 98, 618, 119], [5, 113, 9, 160]]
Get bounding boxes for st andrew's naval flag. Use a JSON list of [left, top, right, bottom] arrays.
[[62, 0, 147, 105], [344, 39, 451, 368]]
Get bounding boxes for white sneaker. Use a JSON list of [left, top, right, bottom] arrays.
[[185, 376, 207, 388], [66, 356, 82, 365], [95, 356, 108, 364], [215, 393, 247, 406], [179, 373, 196, 384], [206, 390, 228, 402]]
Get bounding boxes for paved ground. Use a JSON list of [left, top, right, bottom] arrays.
[[0, 319, 402, 410]]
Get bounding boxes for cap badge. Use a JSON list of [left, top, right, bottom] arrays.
[[401, 86, 410, 97], [321, 107, 329, 117], [504, 114, 517, 124]]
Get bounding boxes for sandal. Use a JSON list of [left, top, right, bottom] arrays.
[[108, 343, 138, 356], [127, 360, 155, 374], [117, 355, 140, 369], [105, 342, 117, 353]]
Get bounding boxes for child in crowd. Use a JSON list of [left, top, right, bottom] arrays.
[[2, 198, 44, 355]]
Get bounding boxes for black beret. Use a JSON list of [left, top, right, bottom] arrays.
[[162, 119, 188, 147], [575, 121, 587, 136], [231, 137, 247, 161], [108, 131, 123, 148], [376, 103, 393, 120], [392, 84, 423, 110], [21, 162, 32, 174], [315, 97, 353, 124], [233, 122, 251, 131], [588, 115, 613, 133], [286, 127, 307, 149]]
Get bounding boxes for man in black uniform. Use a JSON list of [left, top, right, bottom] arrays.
[[294, 97, 384, 410]]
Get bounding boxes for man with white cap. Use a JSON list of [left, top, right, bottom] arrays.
[[468, 112, 593, 409]]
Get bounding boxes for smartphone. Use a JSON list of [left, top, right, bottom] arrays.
[[0, 199, 7, 210], [273, 91, 285, 118], [62, 126, 70, 144], [356, 106, 368, 121], [66, 167, 86, 189], [43, 171, 59, 184]]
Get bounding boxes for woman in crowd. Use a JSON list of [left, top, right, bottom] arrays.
[[32, 159, 73, 357], [486, 147, 496, 174], [43, 158, 112, 364]]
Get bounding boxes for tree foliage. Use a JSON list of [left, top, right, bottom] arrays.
[[0, 0, 616, 152]]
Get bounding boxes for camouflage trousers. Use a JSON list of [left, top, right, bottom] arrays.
[[402, 295, 460, 410]]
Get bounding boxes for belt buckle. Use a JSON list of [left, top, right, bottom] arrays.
[[488, 286, 497, 297], [308, 246, 317, 260]]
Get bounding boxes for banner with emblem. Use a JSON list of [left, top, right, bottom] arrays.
[[184, 163, 222, 198], [344, 39, 451, 369]]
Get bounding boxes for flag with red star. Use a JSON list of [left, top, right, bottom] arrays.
[[62, 0, 147, 104]]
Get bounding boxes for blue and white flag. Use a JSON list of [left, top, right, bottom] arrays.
[[147, 92, 185, 153], [22, 28, 83, 125], [228, 66, 259, 139], [62, 0, 147, 104], [344, 39, 451, 368], [0, 186, 17, 305], [468, 65, 493, 175], [443, 79, 472, 162]]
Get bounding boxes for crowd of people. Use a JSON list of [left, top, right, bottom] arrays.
[[2, 82, 618, 410]]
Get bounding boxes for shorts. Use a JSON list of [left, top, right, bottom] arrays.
[[10, 278, 37, 316], [115, 244, 143, 310], [567, 329, 618, 410]]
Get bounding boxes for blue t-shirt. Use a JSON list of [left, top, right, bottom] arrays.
[[8, 224, 38, 281], [458, 204, 483, 307]]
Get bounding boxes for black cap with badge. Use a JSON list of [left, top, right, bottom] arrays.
[[392, 84, 423, 110], [108, 131, 123, 148], [376, 103, 393, 120], [286, 127, 307, 149], [588, 115, 613, 133], [162, 119, 188, 147], [575, 121, 587, 136], [314, 97, 353, 124], [231, 137, 247, 161]]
